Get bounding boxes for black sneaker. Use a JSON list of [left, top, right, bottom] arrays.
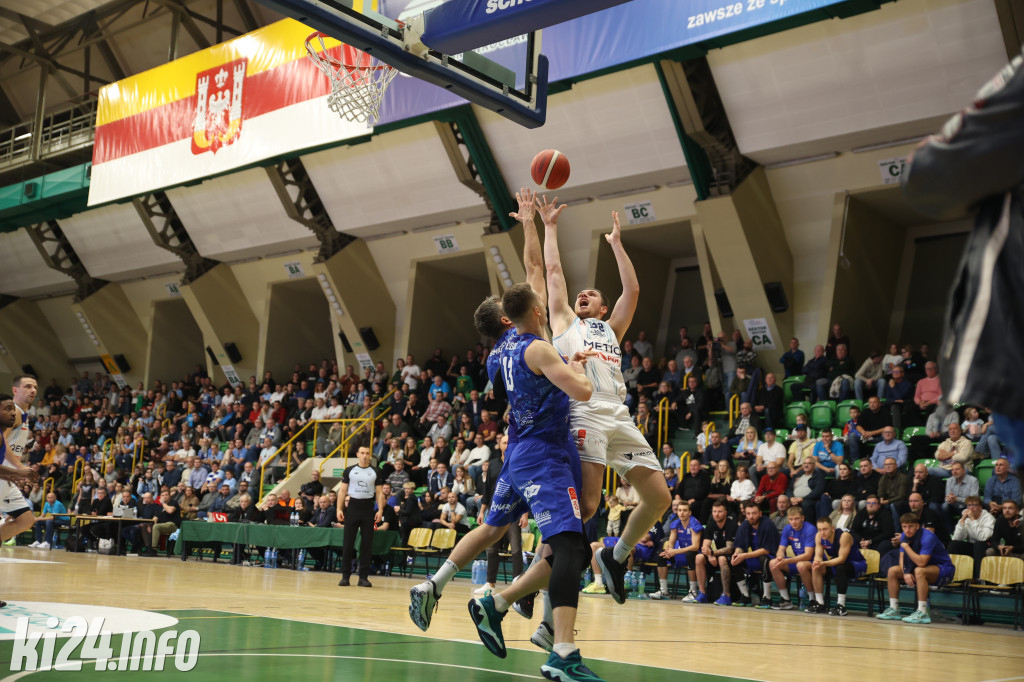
[[358, 578, 373, 588], [829, 604, 848, 617], [804, 601, 825, 614], [338, 576, 351, 587], [771, 600, 795, 610], [594, 546, 626, 605], [513, 591, 537, 620]]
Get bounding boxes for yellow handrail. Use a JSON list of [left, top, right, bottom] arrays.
[[681, 450, 691, 474], [316, 409, 391, 477], [131, 437, 146, 474], [656, 397, 670, 454], [729, 394, 740, 429], [42, 477, 54, 498], [101, 440, 115, 476], [704, 421, 714, 443], [356, 388, 397, 422], [71, 458, 84, 496]]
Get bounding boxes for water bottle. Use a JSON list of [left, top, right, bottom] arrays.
[[471, 560, 482, 585], [264, 547, 271, 567], [271, 548, 278, 569], [639, 571, 648, 599], [297, 548, 307, 571], [625, 571, 635, 599], [291, 512, 298, 526], [798, 586, 808, 610], [584, 568, 592, 587]]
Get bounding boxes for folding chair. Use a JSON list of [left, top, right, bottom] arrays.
[[404, 528, 434, 577], [423, 528, 457, 575], [969, 556, 1024, 629]]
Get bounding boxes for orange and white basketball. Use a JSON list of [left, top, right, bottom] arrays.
[[530, 149, 570, 190]]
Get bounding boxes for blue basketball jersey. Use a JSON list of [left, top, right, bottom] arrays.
[[499, 332, 570, 441], [780, 521, 817, 556], [820, 527, 864, 565], [669, 515, 704, 550], [0, 433, 6, 468], [487, 327, 519, 441]]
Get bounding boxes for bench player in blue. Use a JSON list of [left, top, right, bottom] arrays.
[[659, 501, 703, 601], [877, 513, 955, 624], [468, 282, 601, 682], [809, 515, 866, 616], [408, 189, 548, 633], [769, 505, 816, 610]]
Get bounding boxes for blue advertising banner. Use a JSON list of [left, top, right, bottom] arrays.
[[378, 0, 850, 125]]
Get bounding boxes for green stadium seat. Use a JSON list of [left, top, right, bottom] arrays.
[[773, 429, 790, 442], [902, 426, 928, 443], [915, 458, 942, 470], [836, 399, 863, 426], [810, 401, 836, 430], [785, 402, 811, 430], [783, 375, 805, 403], [974, 459, 996, 487]]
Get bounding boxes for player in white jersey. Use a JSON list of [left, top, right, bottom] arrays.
[[0, 376, 39, 544], [543, 198, 668, 604], [0, 385, 41, 572]]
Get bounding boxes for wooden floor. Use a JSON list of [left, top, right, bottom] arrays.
[[2, 548, 1023, 681]]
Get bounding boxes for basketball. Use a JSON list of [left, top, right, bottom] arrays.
[[531, 149, 570, 190]]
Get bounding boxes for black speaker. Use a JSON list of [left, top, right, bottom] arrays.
[[223, 342, 242, 363], [338, 333, 353, 354], [359, 327, 380, 351], [205, 346, 219, 365], [764, 281, 789, 313], [20, 364, 36, 377], [114, 354, 131, 373], [713, 288, 733, 319]]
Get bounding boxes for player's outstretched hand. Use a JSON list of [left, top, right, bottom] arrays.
[[509, 188, 537, 225], [605, 211, 621, 246], [571, 350, 598, 365], [0, 467, 38, 486], [534, 194, 566, 225]]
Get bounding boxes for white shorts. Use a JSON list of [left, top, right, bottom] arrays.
[[0, 479, 30, 515], [570, 400, 662, 479]]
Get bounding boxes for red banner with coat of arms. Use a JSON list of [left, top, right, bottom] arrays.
[[88, 19, 367, 206]]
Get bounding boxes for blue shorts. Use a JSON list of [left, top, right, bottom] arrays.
[[633, 544, 656, 564], [935, 562, 955, 586], [483, 440, 529, 528], [485, 434, 583, 541]]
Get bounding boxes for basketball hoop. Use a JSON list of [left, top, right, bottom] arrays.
[[305, 31, 399, 127]]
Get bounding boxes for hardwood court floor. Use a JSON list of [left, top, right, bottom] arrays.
[[0, 549, 1022, 680]]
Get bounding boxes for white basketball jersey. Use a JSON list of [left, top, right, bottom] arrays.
[[553, 317, 626, 404], [7, 406, 30, 459]]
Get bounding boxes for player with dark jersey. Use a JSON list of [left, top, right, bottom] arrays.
[[810, 516, 866, 616], [694, 500, 739, 605], [731, 501, 781, 607], [467, 283, 600, 682]]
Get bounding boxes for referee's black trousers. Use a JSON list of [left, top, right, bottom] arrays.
[[342, 498, 375, 579]]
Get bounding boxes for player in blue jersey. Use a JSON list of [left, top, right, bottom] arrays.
[[468, 282, 601, 682], [769, 506, 816, 610], [877, 513, 955, 624], [661, 501, 703, 601], [809, 516, 866, 616], [730, 501, 780, 606], [409, 189, 552, 633]]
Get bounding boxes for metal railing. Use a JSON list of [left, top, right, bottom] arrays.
[[42, 477, 54, 498], [131, 438, 146, 474], [71, 458, 85, 496], [656, 396, 671, 453], [0, 98, 96, 169], [729, 394, 740, 429]]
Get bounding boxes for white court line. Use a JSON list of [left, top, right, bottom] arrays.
[[2, 653, 542, 680]]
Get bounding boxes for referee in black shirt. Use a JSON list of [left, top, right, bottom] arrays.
[[338, 446, 385, 587]]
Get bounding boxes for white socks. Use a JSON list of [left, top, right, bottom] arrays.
[[778, 587, 790, 601], [492, 594, 509, 612], [918, 600, 928, 611], [837, 594, 846, 606], [593, 574, 604, 586], [540, 590, 552, 625], [612, 539, 631, 563], [433, 560, 459, 591], [553, 643, 576, 659], [659, 579, 669, 592], [890, 598, 899, 610], [737, 581, 750, 597], [814, 592, 824, 603]]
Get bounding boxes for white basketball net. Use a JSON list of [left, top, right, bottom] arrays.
[[305, 32, 399, 127]]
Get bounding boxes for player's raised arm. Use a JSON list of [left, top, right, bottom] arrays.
[[537, 195, 574, 337], [510, 188, 546, 311], [604, 211, 639, 342], [525, 338, 592, 403]]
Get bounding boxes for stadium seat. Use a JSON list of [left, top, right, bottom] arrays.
[[783, 376, 805, 403], [902, 426, 928, 443], [810, 401, 836, 430], [974, 459, 996, 486], [970, 556, 1024, 630], [500, 532, 537, 583], [786, 402, 811, 430], [773, 429, 789, 442], [836, 399, 863, 426]]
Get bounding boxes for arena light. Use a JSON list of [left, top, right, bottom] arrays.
[[851, 136, 924, 154], [597, 186, 658, 201], [764, 152, 839, 170]]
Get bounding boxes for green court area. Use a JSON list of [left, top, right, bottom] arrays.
[[0, 609, 729, 681]]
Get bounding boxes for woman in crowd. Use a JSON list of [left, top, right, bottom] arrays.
[[829, 493, 857, 531], [702, 459, 734, 522], [727, 465, 756, 514]]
